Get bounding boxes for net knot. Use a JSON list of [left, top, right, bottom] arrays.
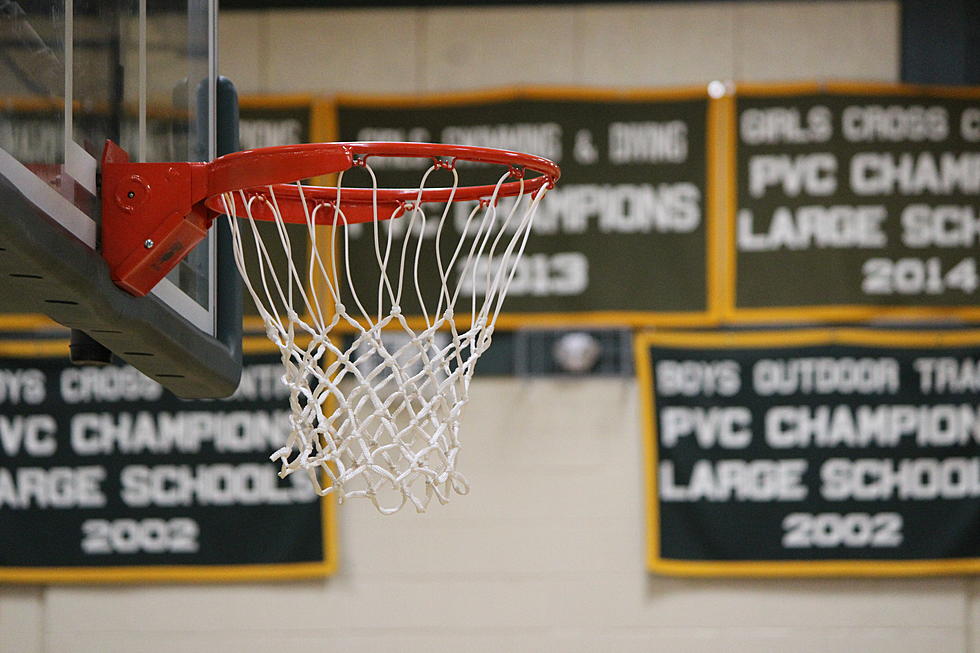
[[390, 305, 402, 316], [264, 323, 281, 342]]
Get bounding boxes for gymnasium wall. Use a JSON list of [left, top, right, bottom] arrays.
[[8, 2, 980, 652]]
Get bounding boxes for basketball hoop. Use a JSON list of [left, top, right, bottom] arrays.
[[101, 141, 560, 513]]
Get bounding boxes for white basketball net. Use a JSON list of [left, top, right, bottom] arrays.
[[220, 159, 549, 513]]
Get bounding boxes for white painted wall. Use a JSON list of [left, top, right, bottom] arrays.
[[218, 1, 900, 94], [10, 3, 979, 653]]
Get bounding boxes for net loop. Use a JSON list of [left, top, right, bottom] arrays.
[[220, 144, 554, 514]]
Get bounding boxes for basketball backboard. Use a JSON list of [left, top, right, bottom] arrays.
[[0, 0, 241, 397]]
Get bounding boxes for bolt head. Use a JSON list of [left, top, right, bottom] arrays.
[[144, 239, 154, 249]]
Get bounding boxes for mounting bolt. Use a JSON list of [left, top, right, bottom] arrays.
[[127, 191, 136, 198], [144, 239, 154, 249]]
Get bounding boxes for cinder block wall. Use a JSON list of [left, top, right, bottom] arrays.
[[219, 2, 900, 93], [8, 3, 979, 653]]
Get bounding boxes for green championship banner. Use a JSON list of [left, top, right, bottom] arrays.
[[239, 95, 321, 151], [0, 339, 336, 583], [238, 96, 331, 327], [637, 329, 980, 577], [727, 82, 980, 322], [335, 88, 719, 327]]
